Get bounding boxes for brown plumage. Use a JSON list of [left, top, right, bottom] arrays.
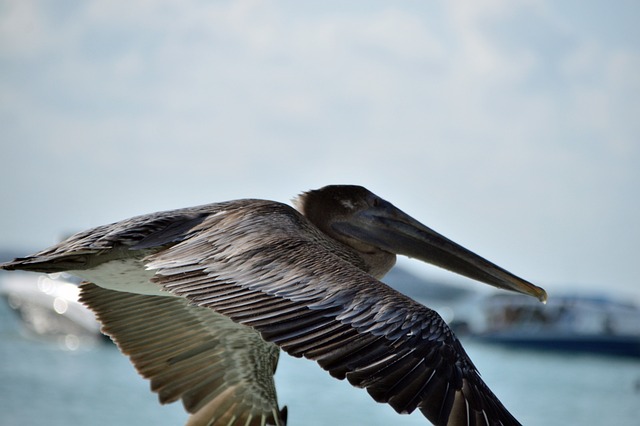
[[1, 185, 546, 426]]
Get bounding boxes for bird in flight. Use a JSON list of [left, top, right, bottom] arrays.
[[2, 185, 546, 426]]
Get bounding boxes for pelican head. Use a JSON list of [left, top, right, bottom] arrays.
[[296, 185, 547, 302]]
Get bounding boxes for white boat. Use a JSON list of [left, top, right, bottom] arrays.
[[0, 271, 102, 349], [461, 293, 640, 358]]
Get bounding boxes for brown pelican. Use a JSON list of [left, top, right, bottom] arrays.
[[1, 185, 546, 426]]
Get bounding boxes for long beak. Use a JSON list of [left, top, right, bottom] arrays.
[[333, 201, 547, 303]]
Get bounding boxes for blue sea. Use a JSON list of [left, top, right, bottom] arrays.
[[1, 300, 639, 426]]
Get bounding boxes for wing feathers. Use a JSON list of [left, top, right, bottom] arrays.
[[79, 283, 286, 426], [145, 211, 520, 426], [9, 199, 519, 426]]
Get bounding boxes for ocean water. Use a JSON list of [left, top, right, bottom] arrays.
[[1, 302, 639, 426]]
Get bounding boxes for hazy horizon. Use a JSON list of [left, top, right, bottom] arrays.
[[2, 1, 639, 301]]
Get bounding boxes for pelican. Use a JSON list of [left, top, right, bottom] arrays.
[[1, 185, 546, 426]]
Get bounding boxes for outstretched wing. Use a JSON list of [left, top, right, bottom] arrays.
[[79, 283, 287, 426], [144, 202, 520, 426], [0, 203, 220, 273], [1, 199, 519, 425]]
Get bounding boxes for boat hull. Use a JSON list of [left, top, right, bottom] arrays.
[[473, 331, 640, 358]]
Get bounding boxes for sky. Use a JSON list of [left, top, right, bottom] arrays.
[[1, 0, 639, 301]]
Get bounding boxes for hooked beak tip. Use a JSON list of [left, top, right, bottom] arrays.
[[513, 279, 547, 303]]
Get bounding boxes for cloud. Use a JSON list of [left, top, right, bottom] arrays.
[[1, 0, 639, 297]]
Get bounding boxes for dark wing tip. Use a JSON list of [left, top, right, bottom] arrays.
[[0, 260, 15, 270], [275, 405, 288, 426], [1, 257, 39, 272], [0, 255, 90, 273]]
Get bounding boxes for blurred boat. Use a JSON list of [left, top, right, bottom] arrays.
[[461, 293, 640, 358], [0, 271, 103, 348]]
